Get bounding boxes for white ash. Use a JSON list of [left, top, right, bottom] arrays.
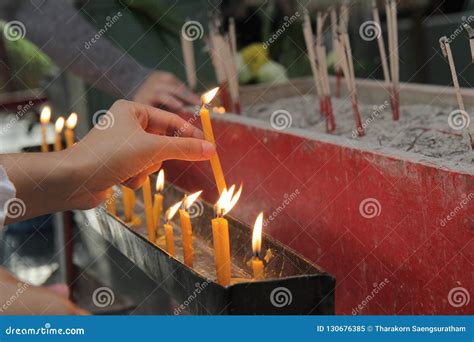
[[243, 95, 474, 167]]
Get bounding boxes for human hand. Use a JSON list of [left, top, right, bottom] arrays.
[[0, 268, 87, 315], [1, 100, 215, 222], [133, 71, 200, 111]]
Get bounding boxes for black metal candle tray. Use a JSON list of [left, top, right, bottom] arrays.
[[75, 184, 335, 315]]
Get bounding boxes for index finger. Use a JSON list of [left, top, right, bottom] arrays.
[[132, 102, 204, 139]]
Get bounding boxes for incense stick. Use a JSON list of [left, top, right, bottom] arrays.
[[372, 1, 390, 86], [331, 7, 343, 98], [229, 17, 237, 56], [303, 12, 323, 117], [439, 36, 473, 149], [463, 23, 474, 63], [181, 33, 197, 90], [316, 12, 336, 132], [386, 0, 400, 120]]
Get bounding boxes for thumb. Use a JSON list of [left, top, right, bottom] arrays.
[[149, 135, 216, 162]]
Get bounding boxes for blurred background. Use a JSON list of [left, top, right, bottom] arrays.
[[0, 0, 473, 136]]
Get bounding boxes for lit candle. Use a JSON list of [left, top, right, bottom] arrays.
[[153, 169, 165, 237], [40, 106, 51, 152], [251, 212, 264, 280], [65, 112, 78, 148], [142, 176, 155, 242], [163, 201, 182, 257], [200, 88, 227, 194], [54, 117, 65, 152], [212, 184, 242, 286], [179, 190, 202, 267]]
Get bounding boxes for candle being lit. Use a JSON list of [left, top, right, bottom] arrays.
[[40, 106, 51, 152], [142, 176, 155, 242], [65, 112, 78, 148], [164, 200, 182, 257], [105, 188, 116, 216], [212, 184, 242, 286], [200, 88, 227, 194], [179, 190, 202, 267], [251, 212, 264, 280], [54, 117, 65, 151], [153, 169, 165, 238]]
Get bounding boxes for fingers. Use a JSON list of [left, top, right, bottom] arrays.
[[140, 105, 204, 139], [168, 83, 200, 105], [148, 135, 216, 162], [122, 163, 162, 189], [155, 93, 184, 112]]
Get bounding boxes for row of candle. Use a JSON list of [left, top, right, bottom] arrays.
[[119, 170, 265, 286], [39, 105, 78, 151]]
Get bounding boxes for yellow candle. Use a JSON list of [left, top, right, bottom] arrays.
[[179, 209, 194, 267], [65, 112, 77, 148], [251, 258, 264, 280], [251, 212, 265, 280], [142, 176, 155, 242], [40, 106, 51, 152], [212, 184, 242, 286], [164, 223, 176, 257], [105, 188, 116, 216], [179, 191, 202, 267], [200, 88, 227, 194], [153, 170, 165, 236], [54, 117, 64, 152], [212, 216, 231, 286], [164, 201, 182, 257], [122, 186, 135, 223]]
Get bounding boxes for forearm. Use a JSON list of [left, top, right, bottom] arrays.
[[0, 151, 82, 224], [12, 0, 151, 98]]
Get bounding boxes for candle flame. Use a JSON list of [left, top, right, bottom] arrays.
[[201, 87, 219, 105], [166, 201, 182, 221], [40, 106, 51, 124], [156, 169, 165, 192], [183, 190, 202, 209], [252, 212, 264, 256], [55, 117, 65, 133], [212, 106, 226, 114], [215, 184, 243, 216], [66, 112, 78, 129]]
